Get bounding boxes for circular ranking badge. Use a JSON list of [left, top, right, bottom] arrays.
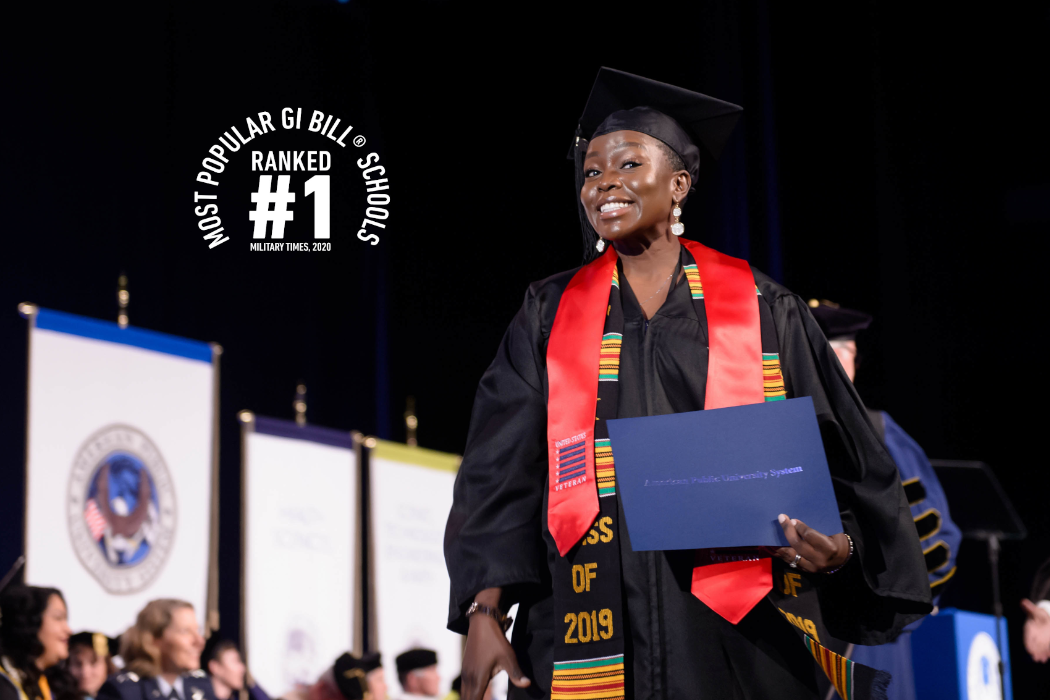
[[192, 108, 390, 252]]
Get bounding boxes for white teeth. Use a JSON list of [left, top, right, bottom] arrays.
[[600, 202, 632, 213]]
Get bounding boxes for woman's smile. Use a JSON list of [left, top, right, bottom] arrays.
[[598, 198, 635, 219]]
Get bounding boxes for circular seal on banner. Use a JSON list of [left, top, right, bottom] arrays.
[[67, 424, 177, 594]]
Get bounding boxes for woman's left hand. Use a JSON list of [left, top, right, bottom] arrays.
[[772, 513, 850, 573]]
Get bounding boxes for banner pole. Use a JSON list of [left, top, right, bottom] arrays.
[[206, 342, 223, 634], [363, 436, 379, 653], [237, 411, 256, 666], [294, 384, 307, 427], [352, 430, 365, 655], [116, 274, 129, 329], [0, 556, 25, 592], [404, 397, 417, 446], [18, 303, 38, 586]]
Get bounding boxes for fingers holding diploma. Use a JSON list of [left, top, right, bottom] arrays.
[[775, 513, 850, 574]]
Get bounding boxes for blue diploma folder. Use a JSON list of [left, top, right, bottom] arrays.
[[606, 396, 842, 551]]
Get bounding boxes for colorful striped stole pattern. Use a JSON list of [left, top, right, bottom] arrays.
[[599, 333, 622, 382], [684, 263, 703, 299], [803, 635, 890, 700], [594, 438, 616, 498], [806, 636, 853, 699], [762, 352, 787, 401], [551, 655, 625, 700]]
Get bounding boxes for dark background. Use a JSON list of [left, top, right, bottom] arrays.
[[2, 1, 1047, 694]]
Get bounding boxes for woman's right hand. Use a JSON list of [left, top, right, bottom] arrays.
[[460, 588, 530, 700]]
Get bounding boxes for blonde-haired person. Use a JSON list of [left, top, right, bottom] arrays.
[[96, 600, 215, 700]]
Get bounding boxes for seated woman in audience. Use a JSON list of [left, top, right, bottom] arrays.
[[67, 633, 118, 700], [96, 600, 215, 700], [0, 585, 77, 700]]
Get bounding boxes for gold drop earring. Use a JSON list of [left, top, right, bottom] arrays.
[[671, 200, 684, 236]]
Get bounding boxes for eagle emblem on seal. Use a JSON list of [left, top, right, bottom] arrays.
[[68, 424, 177, 593]]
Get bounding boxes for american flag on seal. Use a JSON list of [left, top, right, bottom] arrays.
[[83, 498, 107, 541]]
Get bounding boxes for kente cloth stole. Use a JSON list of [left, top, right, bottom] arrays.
[[547, 240, 888, 700], [547, 241, 787, 700], [770, 564, 891, 700]]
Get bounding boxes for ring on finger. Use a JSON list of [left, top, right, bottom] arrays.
[[790, 553, 801, 569]]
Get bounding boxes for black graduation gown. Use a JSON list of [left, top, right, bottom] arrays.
[[444, 254, 931, 700]]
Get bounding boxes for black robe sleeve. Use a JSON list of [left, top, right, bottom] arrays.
[[443, 273, 573, 633], [756, 270, 933, 643]]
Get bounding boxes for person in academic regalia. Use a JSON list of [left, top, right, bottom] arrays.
[[333, 653, 385, 700], [200, 636, 271, 700], [67, 632, 119, 700], [393, 650, 439, 700], [808, 300, 961, 700], [282, 652, 386, 700], [96, 600, 216, 700], [0, 586, 78, 700], [443, 67, 932, 700]]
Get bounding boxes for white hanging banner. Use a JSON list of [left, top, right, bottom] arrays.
[[368, 440, 460, 697], [242, 416, 359, 697], [23, 306, 217, 637]]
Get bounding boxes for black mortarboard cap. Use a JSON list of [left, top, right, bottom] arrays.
[[569, 68, 743, 261], [69, 631, 118, 659], [395, 648, 437, 675], [334, 652, 382, 700], [569, 67, 743, 188], [808, 300, 873, 341]]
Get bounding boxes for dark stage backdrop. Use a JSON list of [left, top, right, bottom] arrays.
[[1, 1, 1046, 693]]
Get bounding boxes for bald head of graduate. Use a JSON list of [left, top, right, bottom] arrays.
[[581, 129, 690, 245]]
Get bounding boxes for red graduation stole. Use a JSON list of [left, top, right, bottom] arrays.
[[546, 238, 771, 624]]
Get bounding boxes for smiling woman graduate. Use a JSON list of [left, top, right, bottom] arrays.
[[443, 68, 931, 700]]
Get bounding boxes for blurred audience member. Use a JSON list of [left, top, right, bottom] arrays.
[[1022, 557, 1050, 663], [443, 676, 491, 700], [393, 650, 438, 700], [0, 585, 78, 700], [67, 633, 118, 699], [96, 600, 215, 700], [333, 653, 384, 700], [201, 636, 270, 700], [284, 653, 384, 700], [443, 677, 458, 700]]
